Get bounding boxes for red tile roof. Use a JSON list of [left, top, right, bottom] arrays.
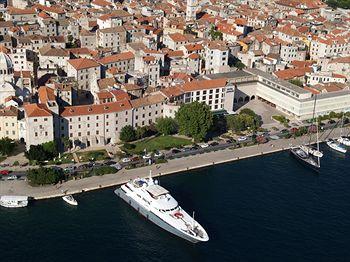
[[61, 100, 132, 117], [68, 58, 100, 70]]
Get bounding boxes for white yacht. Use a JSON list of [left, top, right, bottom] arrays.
[[326, 139, 347, 154], [338, 136, 350, 147], [0, 195, 28, 208], [62, 195, 78, 206], [114, 174, 209, 243]]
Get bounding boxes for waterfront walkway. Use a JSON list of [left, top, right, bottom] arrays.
[[0, 128, 343, 200]]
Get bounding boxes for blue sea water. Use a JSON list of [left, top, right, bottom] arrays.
[[1, 144, 350, 262]]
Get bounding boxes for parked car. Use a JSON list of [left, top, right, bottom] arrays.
[[104, 160, 117, 166], [64, 166, 76, 174], [121, 158, 131, 163], [154, 151, 163, 158], [237, 136, 247, 142], [0, 170, 10, 176], [171, 148, 181, 154], [209, 141, 219, 147], [7, 175, 18, 180], [142, 153, 152, 160], [200, 143, 209, 148], [110, 163, 122, 170]]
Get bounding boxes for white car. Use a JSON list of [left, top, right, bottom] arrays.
[[154, 151, 163, 158], [121, 158, 131, 163], [7, 175, 18, 180], [142, 153, 152, 160], [200, 143, 209, 148], [237, 136, 247, 142], [111, 163, 122, 170]]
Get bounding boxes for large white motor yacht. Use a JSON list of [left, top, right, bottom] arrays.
[[114, 175, 209, 243], [0, 196, 28, 208]]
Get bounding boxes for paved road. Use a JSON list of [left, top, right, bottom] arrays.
[[0, 128, 343, 200]]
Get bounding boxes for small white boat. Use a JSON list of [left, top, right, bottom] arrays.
[[326, 139, 347, 154], [0, 195, 28, 208], [338, 136, 350, 146], [62, 195, 78, 206]]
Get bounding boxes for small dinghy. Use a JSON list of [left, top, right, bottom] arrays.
[[62, 195, 78, 206]]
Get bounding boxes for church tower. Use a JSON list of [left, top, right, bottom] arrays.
[[186, 0, 198, 22]]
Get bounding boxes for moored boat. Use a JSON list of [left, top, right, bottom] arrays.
[[0, 195, 29, 208], [114, 173, 209, 243], [62, 195, 78, 206], [338, 136, 350, 147], [326, 139, 347, 154]]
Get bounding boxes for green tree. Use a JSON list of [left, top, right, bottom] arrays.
[[0, 137, 16, 156], [42, 140, 59, 158], [120, 125, 136, 142], [327, 0, 350, 9], [209, 24, 223, 40], [27, 167, 64, 186], [136, 126, 148, 140], [156, 117, 178, 135], [175, 102, 213, 141], [61, 136, 72, 151], [226, 114, 255, 132], [25, 145, 47, 162]]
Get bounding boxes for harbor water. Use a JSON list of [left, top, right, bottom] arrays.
[[1, 144, 350, 261]]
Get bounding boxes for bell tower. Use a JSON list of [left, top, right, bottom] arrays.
[[186, 0, 198, 22]]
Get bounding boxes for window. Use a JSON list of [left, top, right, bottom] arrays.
[[44, 118, 48, 121], [34, 119, 37, 122], [96, 130, 99, 135], [35, 132, 38, 137]]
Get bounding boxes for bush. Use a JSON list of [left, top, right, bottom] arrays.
[[272, 115, 290, 125], [27, 167, 64, 186], [122, 143, 136, 151]]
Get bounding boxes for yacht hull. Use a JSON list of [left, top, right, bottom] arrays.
[[290, 149, 320, 172], [114, 188, 201, 243]]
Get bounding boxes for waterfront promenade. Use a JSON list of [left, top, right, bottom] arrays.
[[0, 128, 343, 200]]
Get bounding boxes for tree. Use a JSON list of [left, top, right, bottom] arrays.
[[25, 140, 58, 162], [156, 117, 178, 135], [27, 167, 64, 185], [327, 0, 350, 9], [136, 126, 148, 140], [120, 125, 136, 142], [61, 136, 72, 151], [175, 102, 213, 141], [42, 140, 59, 159], [0, 137, 16, 156], [226, 109, 262, 132], [209, 24, 223, 40]]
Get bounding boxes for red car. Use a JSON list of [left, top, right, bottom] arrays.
[[0, 170, 10, 175]]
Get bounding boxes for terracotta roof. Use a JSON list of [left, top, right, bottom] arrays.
[[130, 93, 165, 108], [274, 68, 312, 80], [97, 89, 130, 101], [68, 58, 100, 70], [160, 86, 184, 98], [0, 106, 19, 117], [182, 78, 227, 92], [38, 86, 56, 104], [98, 52, 134, 65], [122, 84, 142, 91], [24, 104, 52, 118], [61, 100, 132, 117]]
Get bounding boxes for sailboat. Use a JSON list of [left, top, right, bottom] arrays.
[[337, 113, 350, 146], [290, 95, 322, 170]]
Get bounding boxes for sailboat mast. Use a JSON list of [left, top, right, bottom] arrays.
[[309, 95, 317, 145]]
